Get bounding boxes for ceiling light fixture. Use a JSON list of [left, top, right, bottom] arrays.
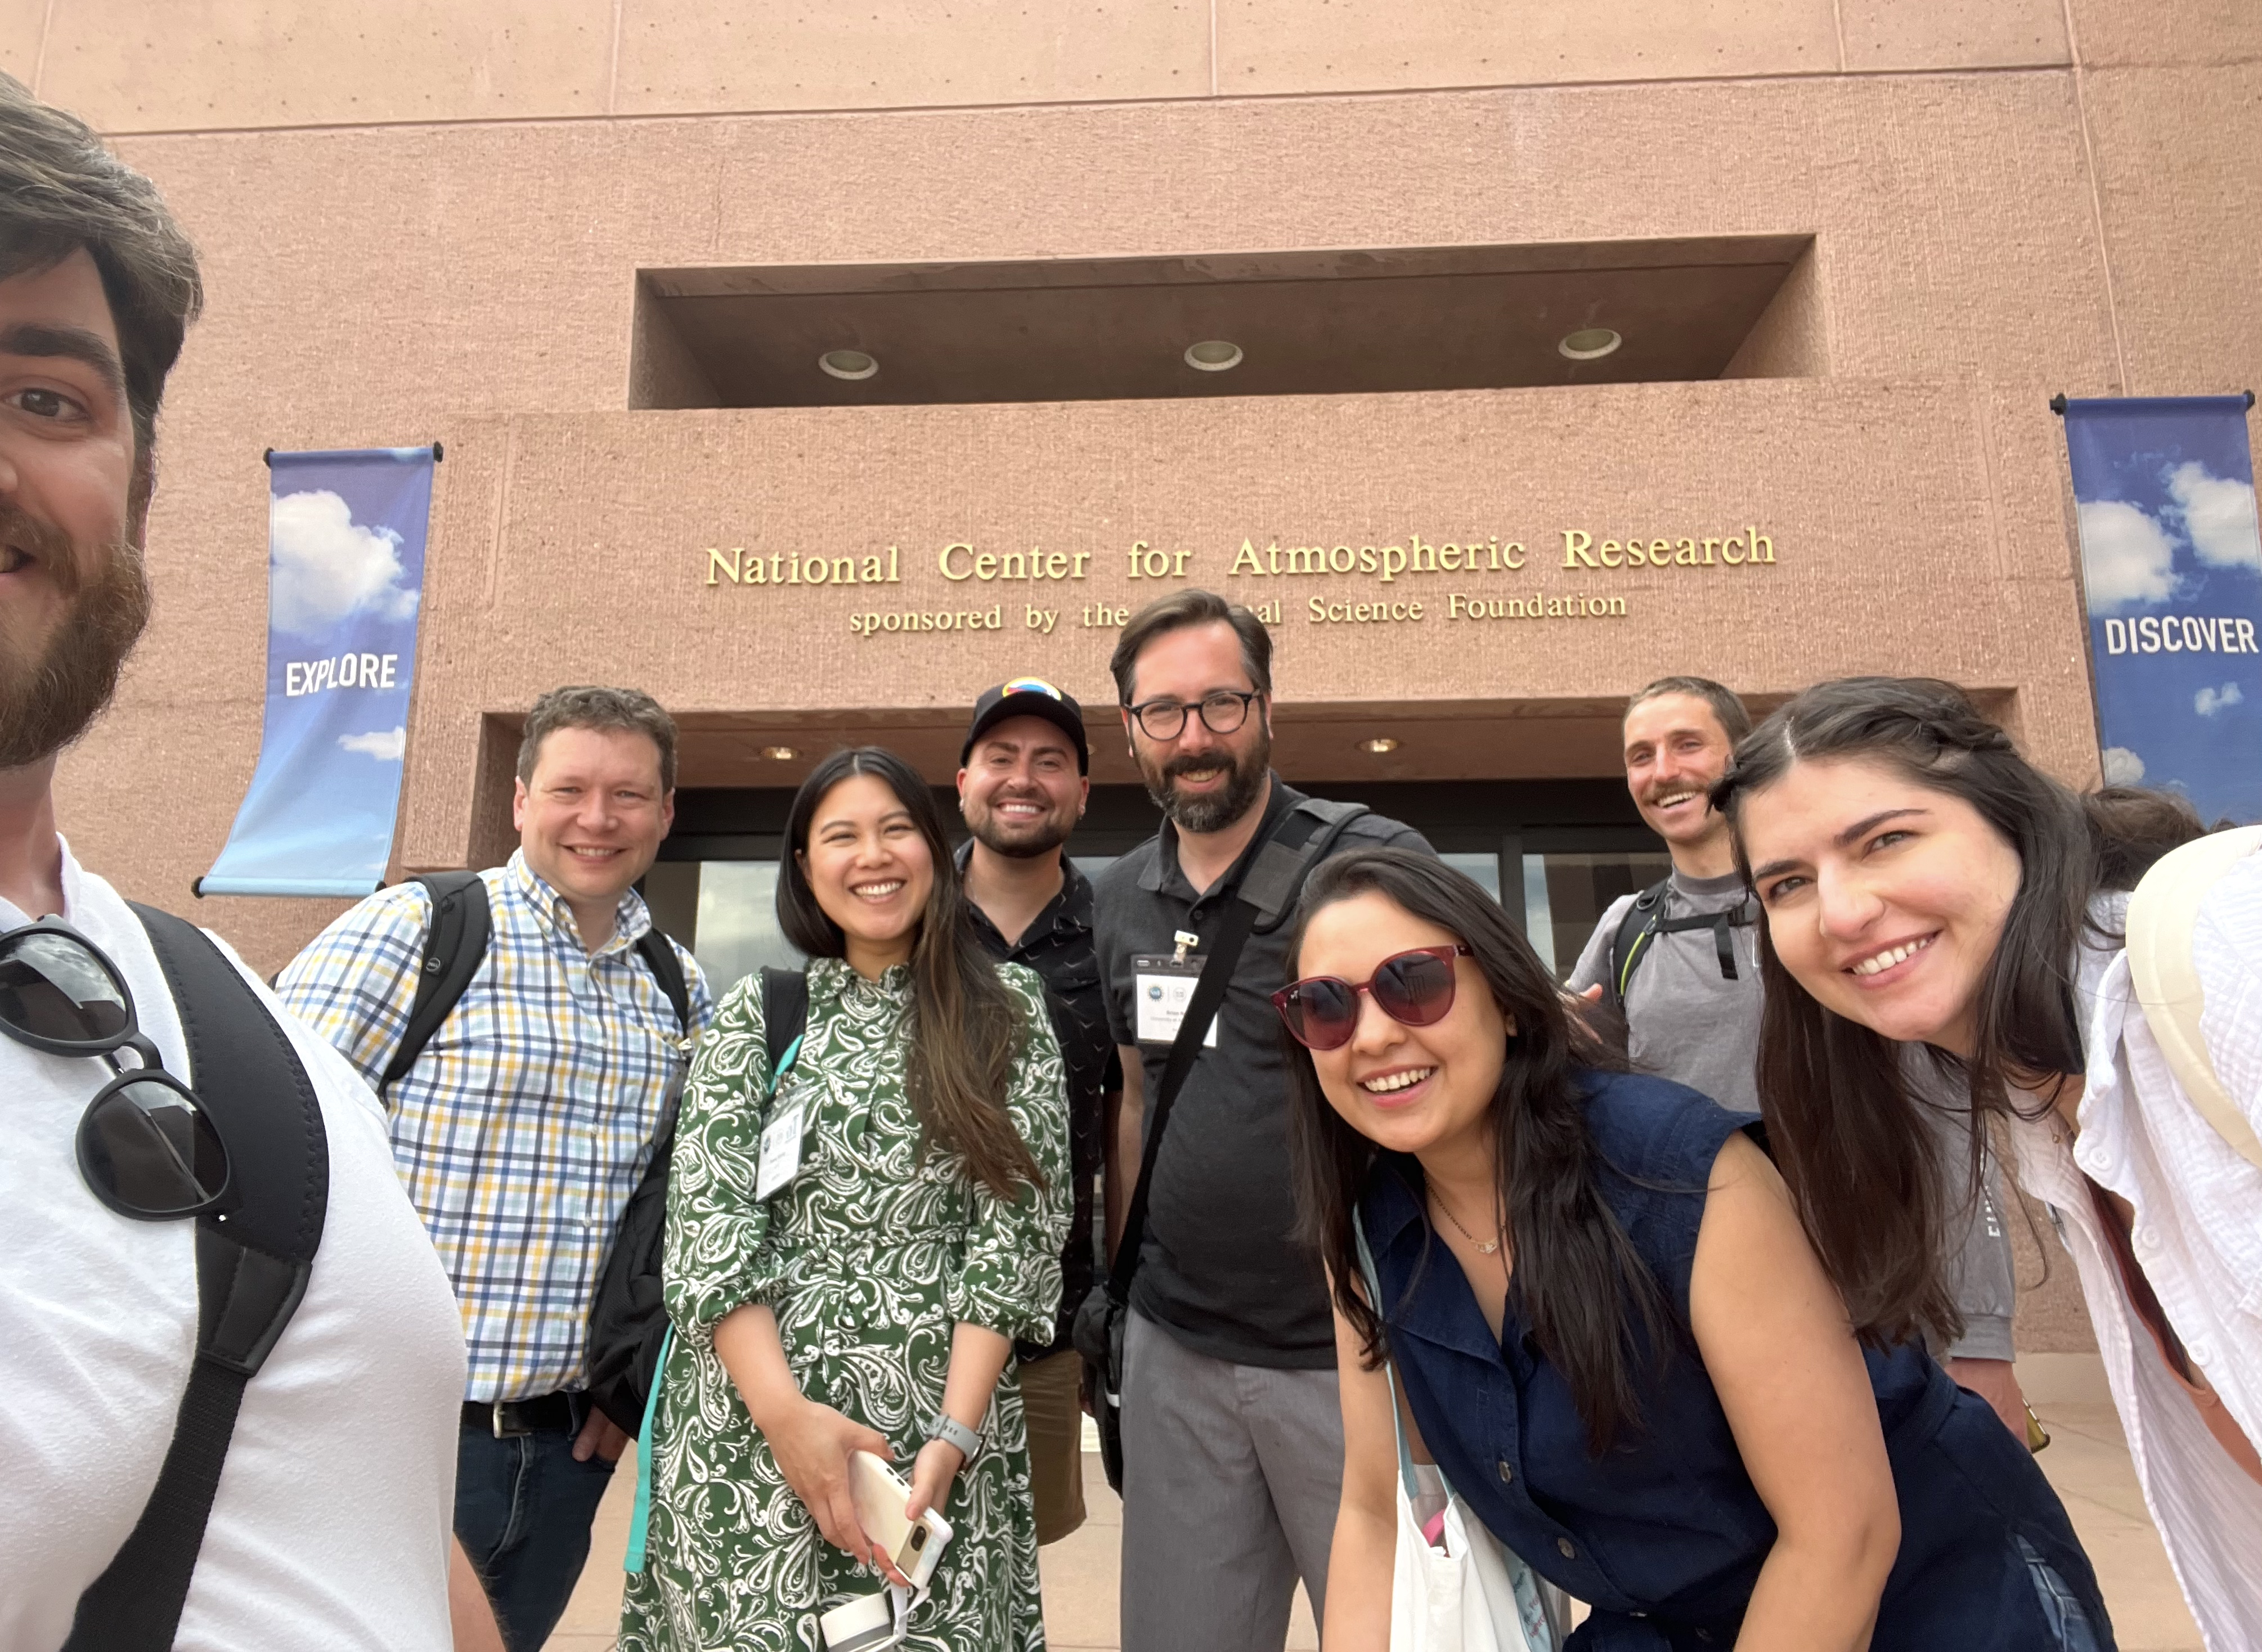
[[1184, 340, 1244, 372], [761, 745, 800, 761], [818, 349, 878, 380], [1558, 327, 1622, 361], [1361, 737, 1400, 755]]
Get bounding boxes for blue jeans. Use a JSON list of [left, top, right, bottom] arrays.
[[455, 1397, 619, 1652], [2020, 1536, 2110, 1651]]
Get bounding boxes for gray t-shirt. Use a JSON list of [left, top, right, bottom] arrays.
[[1568, 867, 2016, 1361], [1568, 868, 1766, 1114]]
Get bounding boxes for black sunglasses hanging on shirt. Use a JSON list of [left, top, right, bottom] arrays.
[[0, 919, 234, 1221]]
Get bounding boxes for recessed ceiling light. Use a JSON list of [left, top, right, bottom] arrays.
[[1558, 327, 1622, 361], [761, 745, 799, 761], [1184, 340, 1244, 372], [1361, 736, 1399, 755], [819, 349, 878, 380]]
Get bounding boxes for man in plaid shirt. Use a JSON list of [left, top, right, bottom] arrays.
[[279, 685, 715, 1651]]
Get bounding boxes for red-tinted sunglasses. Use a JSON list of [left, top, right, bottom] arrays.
[[1272, 945, 1474, 1052]]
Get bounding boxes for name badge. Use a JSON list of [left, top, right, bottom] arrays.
[[1133, 954, 1218, 1048], [756, 1094, 807, 1201]]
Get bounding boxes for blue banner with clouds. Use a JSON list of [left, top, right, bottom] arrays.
[[2064, 396, 2262, 825], [200, 447, 436, 897]]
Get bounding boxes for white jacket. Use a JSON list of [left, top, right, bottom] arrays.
[[2005, 878, 2262, 1652]]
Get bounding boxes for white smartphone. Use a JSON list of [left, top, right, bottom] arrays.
[[849, 1450, 953, 1590]]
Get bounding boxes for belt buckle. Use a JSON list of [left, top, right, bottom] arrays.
[[491, 1401, 529, 1439]]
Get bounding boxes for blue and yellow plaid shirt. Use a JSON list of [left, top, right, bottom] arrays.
[[277, 850, 715, 1402]]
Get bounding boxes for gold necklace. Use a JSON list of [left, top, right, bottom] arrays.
[[1429, 1186, 1502, 1255]]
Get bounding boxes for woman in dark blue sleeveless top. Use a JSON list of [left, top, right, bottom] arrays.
[[1274, 848, 2110, 1651]]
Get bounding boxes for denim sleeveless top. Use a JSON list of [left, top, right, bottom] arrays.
[[1361, 1070, 2111, 1651]]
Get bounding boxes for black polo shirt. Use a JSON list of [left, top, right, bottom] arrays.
[[1093, 778, 1434, 1369], [959, 843, 1117, 1358]]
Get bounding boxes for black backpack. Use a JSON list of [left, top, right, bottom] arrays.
[[374, 870, 693, 1435], [66, 906, 329, 1651], [1604, 876, 1754, 1008], [378, 870, 689, 1092], [588, 965, 807, 1434]]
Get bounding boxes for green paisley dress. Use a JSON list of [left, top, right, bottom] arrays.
[[618, 957, 1070, 1652]]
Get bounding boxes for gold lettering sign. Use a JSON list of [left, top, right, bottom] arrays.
[[695, 531, 1778, 636]]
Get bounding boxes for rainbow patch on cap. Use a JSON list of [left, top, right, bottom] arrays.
[[1002, 677, 1063, 700]]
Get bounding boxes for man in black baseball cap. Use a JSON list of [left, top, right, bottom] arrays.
[[956, 678, 1116, 1545], [962, 676, 1092, 775]]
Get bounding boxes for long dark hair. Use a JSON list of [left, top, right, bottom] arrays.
[[779, 747, 1042, 1197], [1712, 677, 2203, 1348], [1285, 847, 1666, 1453]]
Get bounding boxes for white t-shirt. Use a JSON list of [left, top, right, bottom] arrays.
[[0, 843, 467, 1652]]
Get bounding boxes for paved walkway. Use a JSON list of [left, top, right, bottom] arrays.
[[545, 1353, 2197, 1651]]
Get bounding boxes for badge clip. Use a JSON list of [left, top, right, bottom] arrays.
[[1171, 928, 1200, 966]]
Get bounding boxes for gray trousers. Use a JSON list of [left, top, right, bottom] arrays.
[[1119, 1308, 1344, 1652]]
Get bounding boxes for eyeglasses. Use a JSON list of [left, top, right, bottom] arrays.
[[0, 921, 234, 1222], [1272, 945, 1475, 1052], [1122, 689, 1260, 742]]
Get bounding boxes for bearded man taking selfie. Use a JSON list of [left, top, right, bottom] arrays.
[[0, 73, 490, 1651]]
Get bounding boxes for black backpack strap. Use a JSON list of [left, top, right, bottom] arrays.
[[1609, 881, 1756, 1003], [69, 907, 329, 1652], [1108, 800, 1357, 1303], [1652, 896, 1757, 983], [380, 870, 491, 1093], [1606, 879, 1671, 1009], [1244, 799, 1369, 931], [759, 966, 810, 1076], [634, 929, 691, 1030]]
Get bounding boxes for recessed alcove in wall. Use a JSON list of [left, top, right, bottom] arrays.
[[629, 236, 1823, 409]]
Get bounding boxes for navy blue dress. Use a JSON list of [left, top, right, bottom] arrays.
[[1361, 1070, 2112, 1651]]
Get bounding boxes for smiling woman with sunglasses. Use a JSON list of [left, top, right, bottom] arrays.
[[1282, 847, 2112, 1651]]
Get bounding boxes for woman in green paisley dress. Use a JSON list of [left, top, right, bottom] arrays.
[[620, 747, 1070, 1652]]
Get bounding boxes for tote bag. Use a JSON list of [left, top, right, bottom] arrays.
[[1356, 1216, 1565, 1652]]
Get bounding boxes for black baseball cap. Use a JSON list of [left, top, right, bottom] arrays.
[[962, 678, 1089, 773]]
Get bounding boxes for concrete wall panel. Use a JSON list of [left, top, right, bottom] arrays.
[[40, 0, 614, 130], [615, 0, 1208, 116], [2080, 63, 2262, 398], [112, 118, 720, 443], [2068, 0, 2262, 67], [100, 73, 2121, 454], [1219, 0, 1838, 95], [1837, 0, 2068, 71], [698, 76, 2116, 387], [1, 0, 47, 83]]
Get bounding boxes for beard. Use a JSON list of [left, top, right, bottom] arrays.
[[0, 505, 151, 770], [1139, 720, 1272, 835], [964, 797, 1077, 860]]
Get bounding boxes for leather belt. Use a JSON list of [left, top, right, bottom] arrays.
[[463, 1393, 577, 1438]]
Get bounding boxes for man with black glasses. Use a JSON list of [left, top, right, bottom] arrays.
[[0, 75, 484, 1649], [1093, 591, 1431, 1652]]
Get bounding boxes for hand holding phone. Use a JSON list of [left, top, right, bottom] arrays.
[[850, 1451, 954, 1591]]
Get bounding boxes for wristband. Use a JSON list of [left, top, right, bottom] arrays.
[[925, 1412, 981, 1460]]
